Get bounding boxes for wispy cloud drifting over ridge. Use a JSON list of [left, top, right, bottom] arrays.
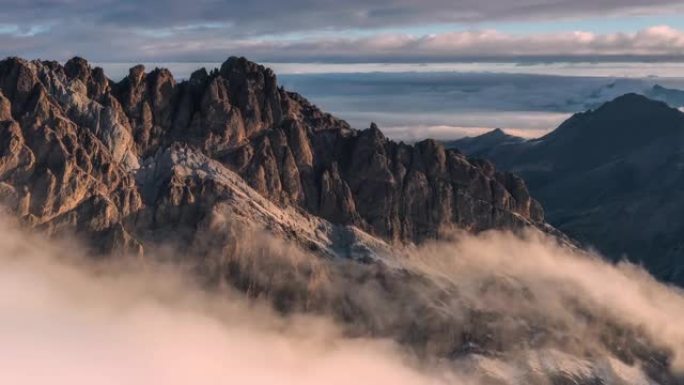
[[2, 212, 684, 384]]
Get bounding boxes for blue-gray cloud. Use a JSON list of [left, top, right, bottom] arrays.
[[4, 0, 683, 30], [1, 0, 684, 61]]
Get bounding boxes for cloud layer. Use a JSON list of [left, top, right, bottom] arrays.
[[11, 25, 684, 62], [0, 219, 449, 385], [278, 71, 684, 140], [2, 212, 684, 384], [252, 25, 684, 62], [3, 0, 682, 31], [2, 0, 684, 61]]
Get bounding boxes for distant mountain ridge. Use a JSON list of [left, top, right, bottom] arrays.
[[449, 93, 684, 284], [444, 128, 524, 155]]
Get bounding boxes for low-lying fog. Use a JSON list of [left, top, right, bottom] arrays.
[[1, 215, 684, 384]]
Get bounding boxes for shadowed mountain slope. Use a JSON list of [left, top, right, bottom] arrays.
[[450, 94, 684, 284]]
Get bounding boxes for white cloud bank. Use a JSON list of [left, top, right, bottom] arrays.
[[0, 220, 450, 385], [1, 214, 684, 384]]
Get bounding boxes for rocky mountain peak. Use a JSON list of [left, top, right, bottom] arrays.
[[599, 92, 667, 109], [0, 55, 549, 256], [189, 67, 209, 83], [63, 57, 90, 81], [485, 127, 506, 137], [556, 92, 684, 135], [127, 64, 146, 83], [529, 93, 684, 175]]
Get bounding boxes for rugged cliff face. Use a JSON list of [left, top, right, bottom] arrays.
[[0, 56, 545, 256]]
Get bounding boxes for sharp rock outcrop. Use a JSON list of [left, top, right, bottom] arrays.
[[0, 55, 547, 257]]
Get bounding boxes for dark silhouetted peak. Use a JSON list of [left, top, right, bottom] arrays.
[[218, 56, 278, 91], [148, 67, 175, 82], [551, 93, 684, 146], [220, 56, 249, 72], [63, 57, 110, 99], [0, 57, 32, 79], [92, 66, 106, 82], [487, 128, 506, 137], [189, 68, 209, 83], [594, 92, 673, 115], [0, 57, 28, 71], [445, 128, 524, 156], [360, 122, 386, 143], [128, 64, 146, 83], [64, 57, 91, 80], [219, 56, 275, 79], [458, 92, 684, 286], [213, 56, 282, 137], [0, 57, 40, 117], [548, 94, 684, 165], [471, 128, 518, 142], [146, 68, 177, 107]]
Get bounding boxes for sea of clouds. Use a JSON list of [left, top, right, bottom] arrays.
[[1, 215, 684, 384]]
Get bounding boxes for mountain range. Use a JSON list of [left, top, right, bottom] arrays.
[[449, 93, 684, 285], [2, 56, 684, 384], [0, 56, 549, 260]]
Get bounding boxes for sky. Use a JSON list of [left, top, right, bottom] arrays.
[[3, 0, 684, 63], [4, 1, 684, 140]]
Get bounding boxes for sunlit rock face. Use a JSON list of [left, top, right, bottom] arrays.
[[0, 55, 546, 256]]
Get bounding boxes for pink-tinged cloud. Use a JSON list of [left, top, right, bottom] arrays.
[[223, 25, 684, 62], [3, 1, 684, 62], [59, 24, 684, 63]]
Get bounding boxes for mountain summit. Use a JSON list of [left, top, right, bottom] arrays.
[[0, 56, 547, 258], [444, 128, 524, 155]]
